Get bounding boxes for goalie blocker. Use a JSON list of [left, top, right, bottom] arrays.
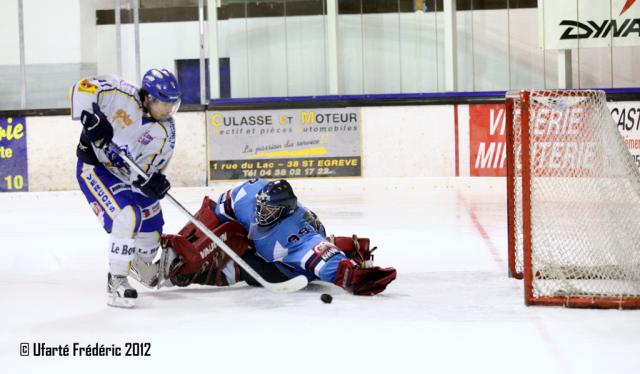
[[160, 196, 396, 295]]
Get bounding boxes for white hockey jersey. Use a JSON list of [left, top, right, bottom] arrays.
[[70, 74, 176, 184]]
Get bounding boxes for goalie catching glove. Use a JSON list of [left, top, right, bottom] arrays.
[[328, 234, 396, 295], [333, 259, 396, 296]]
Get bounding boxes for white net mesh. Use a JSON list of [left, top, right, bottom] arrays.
[[514, 90, 640, 301]]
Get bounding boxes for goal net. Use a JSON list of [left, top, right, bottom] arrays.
[[506, 90, 640, 309]]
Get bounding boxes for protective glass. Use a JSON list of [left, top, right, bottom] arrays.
[[148, 96, 181, 122]]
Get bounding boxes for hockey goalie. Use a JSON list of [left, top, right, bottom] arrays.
[[134, 179, 396, 296]]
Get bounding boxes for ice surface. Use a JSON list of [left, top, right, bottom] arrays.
[[1, 178, 639, 374]]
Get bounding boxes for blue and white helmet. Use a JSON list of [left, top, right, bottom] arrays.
[[142, 68, 181, 102], [141, 68, 181, 121], [248, 180, 298, 240], [255, 180, 298, 227]]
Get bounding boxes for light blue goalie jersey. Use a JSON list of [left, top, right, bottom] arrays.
[[214, 179, 347, 282]]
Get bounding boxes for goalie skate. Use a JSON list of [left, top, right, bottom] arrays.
[[107, 273, 138, 308]]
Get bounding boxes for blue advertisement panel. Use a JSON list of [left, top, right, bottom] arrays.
[[0, 117, 28, 192]]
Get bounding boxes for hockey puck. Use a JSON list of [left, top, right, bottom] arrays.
[[321, 293, 333, 304]]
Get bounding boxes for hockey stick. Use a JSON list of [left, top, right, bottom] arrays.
[[112, 144, 308, 293]]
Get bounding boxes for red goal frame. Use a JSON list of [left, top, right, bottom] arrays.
[[505, 90, 640, 309]]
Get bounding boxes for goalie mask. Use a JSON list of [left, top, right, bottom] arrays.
[[142, 68, 181, 122], [255, 180, 298, 227]]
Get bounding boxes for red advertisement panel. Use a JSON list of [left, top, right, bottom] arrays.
[[469, 104, 507, 176]]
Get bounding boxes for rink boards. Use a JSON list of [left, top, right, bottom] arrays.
[[1, 101, 639, 191]]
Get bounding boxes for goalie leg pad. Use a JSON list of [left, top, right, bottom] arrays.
[[160, 221, 251, 287], [177, 196, 221, 239]]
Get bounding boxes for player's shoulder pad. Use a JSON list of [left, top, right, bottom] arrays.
[[235, 178, 268, 201], [72, 74, 115, 96], [71, 76, 112, 120], [113, 76, 141, 97], [139, 119, 176, 153], [234, 178, 266, 194], [246, 178, 268, 187]]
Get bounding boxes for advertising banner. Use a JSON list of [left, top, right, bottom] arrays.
[[207, 108, 361, 180], [609, 101, 640, 169], [468, 101, 640, 177], [0, 117, 28, 192], [539, 0, 640, 49], [469, 104, 507, 177]]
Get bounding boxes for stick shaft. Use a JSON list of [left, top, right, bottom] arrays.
[[114, 145, 307, 292]]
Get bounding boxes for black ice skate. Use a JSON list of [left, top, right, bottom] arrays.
[[107, 273, 138, 308]]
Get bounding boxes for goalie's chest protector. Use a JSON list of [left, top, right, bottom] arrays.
[[225, 181, 321, 262], [225, 179, 325, 261], [251, 208, 320, 262]]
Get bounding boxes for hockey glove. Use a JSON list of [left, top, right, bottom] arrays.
[[333, 259, 396, 296], [330, 235, 374, 265], [133, 172, 170, 200], [80, 102, 114, 148]]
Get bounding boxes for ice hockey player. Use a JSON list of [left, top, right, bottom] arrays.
[[71, 69, 181, 308], [157, 179, 397, 295]]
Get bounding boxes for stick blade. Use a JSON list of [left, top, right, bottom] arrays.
[[263, 275, 309, 293]]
